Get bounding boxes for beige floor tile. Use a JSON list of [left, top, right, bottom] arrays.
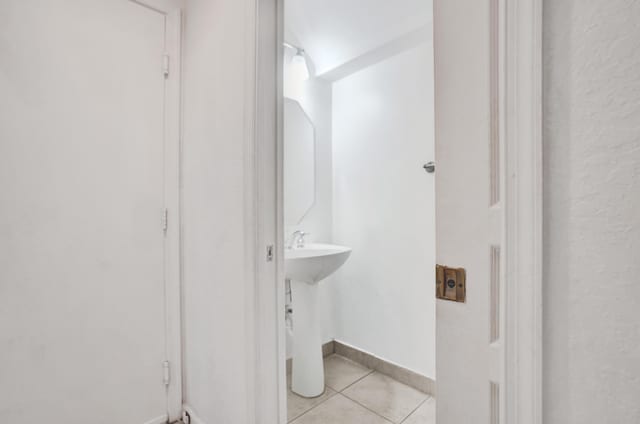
[[287, 386, 337, 422], [323, 354, 372, 392], [402, 397, 436, 424], [290, 394, 391, 424], [343, 372, 429, 423]]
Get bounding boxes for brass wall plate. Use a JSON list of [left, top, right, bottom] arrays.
[[436, 265, 466, 303]]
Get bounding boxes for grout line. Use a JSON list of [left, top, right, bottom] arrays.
[[323, 354, 375, 393], [398, 395, 433, 424], [334, 341, 435, 396], [337, 392, 395, 423], [335, 368, 374, 393], [335, 369, 401, 424], [288, 356, 375, 423], [340, 393, 395, 424], [287, 389, 338, 423], [339, 370, 432, 424], [289, 356, 429, 424]]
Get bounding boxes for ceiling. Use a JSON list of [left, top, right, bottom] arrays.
[[285, 0, 432, 76]]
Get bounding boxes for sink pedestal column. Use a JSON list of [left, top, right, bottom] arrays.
[[291, 279, 325, 398]]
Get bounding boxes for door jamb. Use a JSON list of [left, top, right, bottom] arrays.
[[250, 0, 543, 423], [250, 0, 286, 423], [503, 0, 543, 423], [163, 9, 183, 422], [128, 1, 184, 422]]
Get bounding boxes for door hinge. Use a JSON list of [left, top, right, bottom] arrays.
[[162, 53, 170, 77], [162, 360, 170, 386], [162, 208, 168, 233]]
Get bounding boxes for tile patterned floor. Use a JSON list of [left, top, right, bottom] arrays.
[[288, 355, 436, 424]]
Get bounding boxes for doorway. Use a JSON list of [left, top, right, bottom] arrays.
[[252, 0, 543, 423], [281, 1, 435, 422]]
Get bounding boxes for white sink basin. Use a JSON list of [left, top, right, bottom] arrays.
[[285, 243, 352, 284]]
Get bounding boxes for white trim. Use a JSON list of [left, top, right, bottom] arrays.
[[276, 1, 287, 421], [251, 0, 285, 423], [162, 8, 184, 423], [244, 0, 258, 422], [182, 404, 207, 424], [503, 0, 543, 423], [127, 1, 183, 421]]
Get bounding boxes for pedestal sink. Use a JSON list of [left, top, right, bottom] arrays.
[[285, 243, 351, 398]]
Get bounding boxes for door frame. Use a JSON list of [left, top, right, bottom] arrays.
[[249, 0, 542, 423], [502, 0, 543, 423], [129, 1, 184, 422]]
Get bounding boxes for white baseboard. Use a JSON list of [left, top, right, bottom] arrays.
[[143, 415, 169, 424], [183, 404, 206, 424]]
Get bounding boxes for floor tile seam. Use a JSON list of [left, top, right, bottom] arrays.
[[289, 355, 372, 422], [287, 389, 338, 423], [340, 376, 432, 424], [332, 368, 375, 394], [398, 395, 434, 424], [340, 388, 407, 424]]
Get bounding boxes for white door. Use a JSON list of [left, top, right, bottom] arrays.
[[0, 1, 175, 423], [434, 0, 504, 423]]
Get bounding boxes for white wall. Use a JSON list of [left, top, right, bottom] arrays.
[[330, 43, 436, 378], [181, 1, 255, 422], [544, 1, 640, 422]]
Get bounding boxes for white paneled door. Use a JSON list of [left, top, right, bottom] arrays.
[[434, 0, 505, 423], [0, 1, 177, 423]]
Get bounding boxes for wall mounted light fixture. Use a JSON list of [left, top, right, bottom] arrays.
[[283, 42, 311, 80]]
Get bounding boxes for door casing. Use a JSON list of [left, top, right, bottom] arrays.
[[129, 0, 184, 421], [248, 0, 542, 423]]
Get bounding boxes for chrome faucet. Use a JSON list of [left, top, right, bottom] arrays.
[[287, 230, 309, 249]]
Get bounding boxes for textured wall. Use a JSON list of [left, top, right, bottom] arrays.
[[544, 1, 640, 422]]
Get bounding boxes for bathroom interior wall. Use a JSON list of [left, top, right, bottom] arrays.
[[330, 43, 436, 378]]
